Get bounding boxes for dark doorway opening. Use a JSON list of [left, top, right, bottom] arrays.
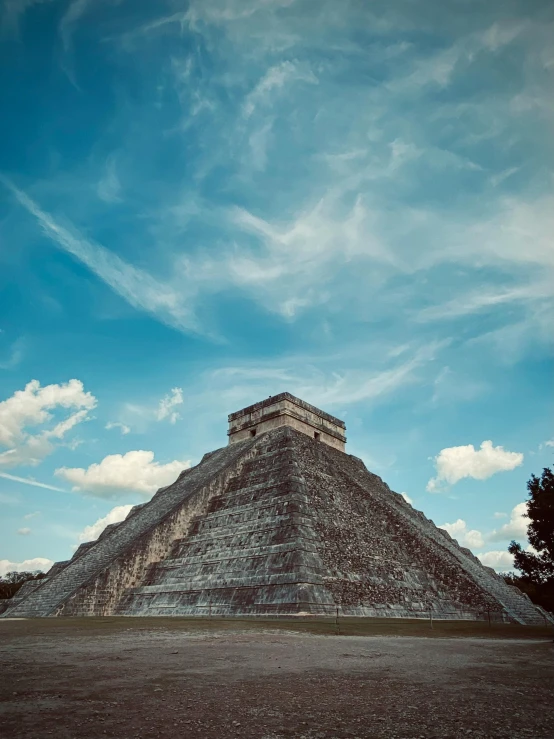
[[250, 429, 257, 437], [314, 432, 321, 441]]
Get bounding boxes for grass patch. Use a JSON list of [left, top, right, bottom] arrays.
[[1, 615, 552, 640]]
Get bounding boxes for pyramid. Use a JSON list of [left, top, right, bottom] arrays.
[[2, 393, 545, 624]]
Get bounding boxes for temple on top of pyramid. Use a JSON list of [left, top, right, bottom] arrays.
[[228, 392, 347, 451]]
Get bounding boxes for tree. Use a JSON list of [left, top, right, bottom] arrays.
[[0, 570, 46, 600], [507, 466, 554, 611]]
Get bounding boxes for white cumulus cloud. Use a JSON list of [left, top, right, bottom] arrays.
[[17, 527, 31, 536], [156, 387, 184, 424], [0, 379, 96, 469], [77, 504, 134, 543], [440, 519, 484, 549], [427, 440, 523, 491], [55, 450, 190, 498], [400, 492, 413, 505], [0, 557, 54, 577], [476, 550, 515, 572], [489, 501, 528, 542]]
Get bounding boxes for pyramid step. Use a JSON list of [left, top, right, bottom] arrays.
[[134, 570, 326, 592], [152, 544, 321, 570], [204, 493, 310, 521], [175, 521, 318, 548], [192, 512, 315, 537], [149, 555, 328, 581]]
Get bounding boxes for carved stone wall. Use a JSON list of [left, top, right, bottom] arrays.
[[228, 392, 346, 451]]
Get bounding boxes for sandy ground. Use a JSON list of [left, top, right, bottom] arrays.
[[0, 621, 553, 738]]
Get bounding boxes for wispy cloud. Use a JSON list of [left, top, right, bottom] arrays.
[[1, 0, 55, 36], [207, 340, 446, 411], [0, 336, 25, 370], [0, 471, 68, 493], [156, 387, 184, 424], [0, 492, 20, 505], [416, 283, 553, 322], [490, 167, 519, 188], [105, 421, 131, 436], [463, 196, 554, 271], [23, 510, 41, 519], [243, 60, 317, 118], [122, 0, 298, 42], [97, 155, 122, 203], [177, 188, 404, 319], [58, 0, 98, 88], [5, 3, 551, 352], [295, 343, 446, 408], [0, 176, 200, 335], [391, 20, 528, 93], [248, 120, 274, 171], [59, 0, 93, 53]]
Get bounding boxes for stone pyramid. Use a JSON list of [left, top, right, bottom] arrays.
[[2, 393, 544, 623]]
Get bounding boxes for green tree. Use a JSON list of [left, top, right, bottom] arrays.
[[507, 466, 554, 611]]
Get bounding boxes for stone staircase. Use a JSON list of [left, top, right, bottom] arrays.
[[535, 605, 554, 625], [1, 438, 261, 618], [117, 434, 334, 616]]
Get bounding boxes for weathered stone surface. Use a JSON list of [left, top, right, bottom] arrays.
[[228, 392, 346, 450], [2, 420, 544, 623], [1, 438, 261, 618]]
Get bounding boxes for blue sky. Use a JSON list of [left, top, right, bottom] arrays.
[[1, 0, 553, 576]]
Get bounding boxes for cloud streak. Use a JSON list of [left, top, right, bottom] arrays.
[[105, 421, 131, 435], [206, 340, 447, 413], [58, 0, 97, 87], [0, 471, 67, 492], [1, 176, 200, 335], [243, 60, 317, 118]]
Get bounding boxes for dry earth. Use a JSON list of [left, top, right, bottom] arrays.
[[0, 619, 553, 738]]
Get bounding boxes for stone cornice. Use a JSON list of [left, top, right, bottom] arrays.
[[228, 392, 345, 430]]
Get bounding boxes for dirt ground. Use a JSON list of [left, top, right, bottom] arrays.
[[0, 619, 553, 739]]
